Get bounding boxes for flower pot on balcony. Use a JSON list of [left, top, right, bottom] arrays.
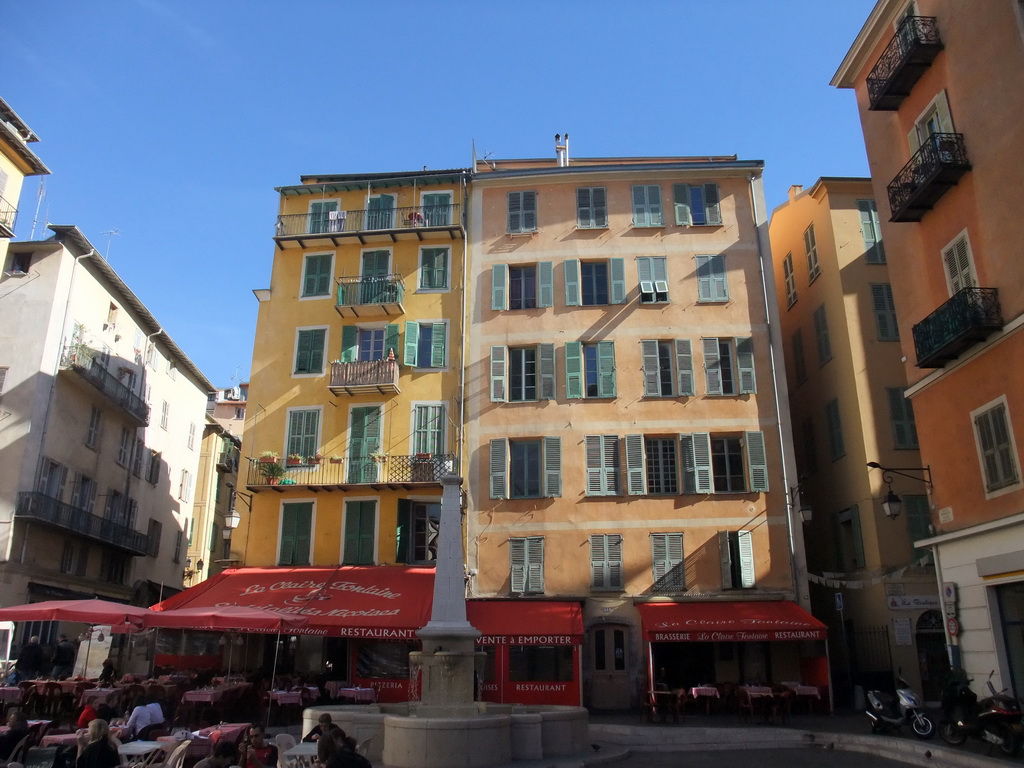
[[259, 456, 279, 464], [329, 458, 344, 465], [267, 477, 280, 486]]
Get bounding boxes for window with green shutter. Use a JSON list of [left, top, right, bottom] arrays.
[[343, 500, 376, 565], [508, 191, 537, 233], [813, 304, 832, 365], [413, 404, 445, 455], [309, 200, 339, 234], [492, 264, 508, 310], [576, 187, 608, 229], [825, 398, 845, 461], [286, 408, 320, 459], [680, 433, 712, 494], [805, 224, 820, 281], [347, 406, 382, 484], [631, 185, 663, 227], [279, 502, 313, 566], [419, 247, 449, 290], [870, 283, 900, 341], [302, 253, 332, 297], [397, 499, 440, 564], [585, 435, 620, 496], [858, 199, 886, 263], [509, 536, 544, 594], [637, 257, 669, 303], [711, 436, 746, 492], [673, 183, 722, 226], [491, 438, 561, 499], [294, 328, 326, 374], [696, 255, 729, 302], [651, 533, 685, 591], [703, 338, 748, 396], [590, 534, 623, 590], [974, 401, 1020, 492], [887, 388, 918, 449], [406, 322, 446, 368], [583, 341, 616, 398], [719, 530, 754, 589], [744, 430, 769, 492]]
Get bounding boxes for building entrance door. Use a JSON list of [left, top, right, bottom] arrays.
[[589, 623, 630, 709]]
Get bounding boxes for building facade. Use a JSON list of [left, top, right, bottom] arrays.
[[207, 381, 247, 437], [465, 149, 816, 709], [0, 97, 50, 263], [834, 1, 1024, 697], [769, 177, 944, 703], [0, 225, 214, 657]]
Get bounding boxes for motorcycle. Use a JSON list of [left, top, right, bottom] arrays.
[[939, 670, 1023, 756], [866, 671, 935, 739]]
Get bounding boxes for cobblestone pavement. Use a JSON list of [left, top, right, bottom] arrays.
[[610, 747, 916, 768]]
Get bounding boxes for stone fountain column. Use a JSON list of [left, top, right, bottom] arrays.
[[410, 473, 483, 718]]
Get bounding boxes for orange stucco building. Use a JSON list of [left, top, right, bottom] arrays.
[[465, 145, 822, 709], [834, 1, 1024, 697]]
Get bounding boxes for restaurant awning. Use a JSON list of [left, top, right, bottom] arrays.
[[151, 566, 436, 639], [637, 601, 827, 642], [467, 601, 583, 645]]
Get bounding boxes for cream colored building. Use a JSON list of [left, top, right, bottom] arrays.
[[769, 177, 943, 703], [0, 225, 213, 654]]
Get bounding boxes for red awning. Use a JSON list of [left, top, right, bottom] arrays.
[[467, 601, 583, 645], [151, 566, 436, 639], [637, 601, 827, 642]]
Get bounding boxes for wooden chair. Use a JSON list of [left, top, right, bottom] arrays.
[[41, 683, 63, 717], [6, 735, 32, 766], [736, 688, 756, 722]]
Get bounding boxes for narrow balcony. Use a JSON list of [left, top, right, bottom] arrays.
[[867, 16, 944, 111], [0, 194, 15, 238], [245, 453, 459, 491], [217, 450, 239, 473], [15, 491, 149, 556], [274, 203, 463, 250], [328, 357, 400, 396], [59, 345, 150, 426], [887, 133, 970, 222], [913, 287, 1002, 368], [335, 275, 405, 318]]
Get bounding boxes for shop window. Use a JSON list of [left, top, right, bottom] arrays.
[[509, 645, 574, 682], [356, 641, 415, 678]]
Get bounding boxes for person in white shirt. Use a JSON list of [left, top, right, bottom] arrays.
[[125, 698, 166, 740]]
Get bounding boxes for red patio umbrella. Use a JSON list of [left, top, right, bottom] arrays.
[[0, 598, 151, 626]]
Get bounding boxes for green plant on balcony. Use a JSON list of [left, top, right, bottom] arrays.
[[259, 460, 286, 484], [287, 453, 304, 466], [307, 453, 323, 465], [329, 454, 344, 464], [370, 451, 388, 464], [259, 450, 280, 464]]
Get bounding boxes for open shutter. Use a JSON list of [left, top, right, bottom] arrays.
[[704, 184, 722, 225], [430, 322, 446, 367], [652, 257, 669, 299], [537, 262, 554, 307], [609, 258, 626, 304], [850, 504, 865, 568], [745, 430, 768, 492], [703, 338, 722, 395], [492, 264, 508, 310], [564, 342, 583, 399], [510, 538, 526, 593], [625, 434, 646, 495], [673, 183, 692, 225], [341, 326, 358, 362], [719, 531, 734, 589], [396, 498, 411, 563], [680, 434, 696, 494], [691, 432, 713, 493], [590, 534, 607, 588], [737, 337, 756, 393], [489, 439, 508, 499], [403, 322, 419, 367], [542, 436, 561, 497], [489, 346, 507, 402], [383, 323, 399, 361], [641, 340, 661, 396], [637, 257, 654, 299], [675, 339, 694, 396], [597, 341, 616, 397], [564, 259, 581, 306], [538, 343, 556, 400], [738, 530, 755, 588]]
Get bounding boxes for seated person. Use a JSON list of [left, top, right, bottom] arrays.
[[78, 703, 100, 730], [239, 725, 277, 768], [97, 659, 117, 686], [302, 713, 343, 743], [194, 741, 238, 768], [124, 697, 165, 740], [76, 719, 120, 768], [324, 734, 370, 768], [0, 711, 31, 762]]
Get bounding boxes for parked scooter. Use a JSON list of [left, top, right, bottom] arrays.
[[939, 670, 1023, 756], [866, 671, 935, 739]]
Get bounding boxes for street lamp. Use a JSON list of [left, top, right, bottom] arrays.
[[866, 462, 933, 520], [788, 482, 813, 523]]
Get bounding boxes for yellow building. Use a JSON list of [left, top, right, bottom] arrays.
[[0, 96, 49, 266], [465, 145, 818, 709], [834, 1, 1024, 696], [769, 177, 943, 703]]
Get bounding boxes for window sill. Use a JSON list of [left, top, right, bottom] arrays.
[[507, 230, 537, 237], [575, 225, 609, 231], [416, 287, 450, 294], [631, 224, 666, 229], [639, 299, 670, 306]]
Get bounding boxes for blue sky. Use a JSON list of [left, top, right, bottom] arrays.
[[3, 0, 875, 388]]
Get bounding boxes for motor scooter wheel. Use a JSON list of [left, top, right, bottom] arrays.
[[939, 721, 967, 746], [911, 712, 935, 740], [992, 722, 1023, 757]]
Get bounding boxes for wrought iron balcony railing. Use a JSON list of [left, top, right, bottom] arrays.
[[0, 194, 16, 236], [913, 287, 1002, 368], [867, 16, 944, 111], [246, 453, 459, 489], [275, 203, 462, 240], [335, 275, 405, 318], [59, 345, 150, 425], [328, 358, 400, 395], [887, 133, 970, 222], [217, 451, 239, 473], [15, 491, 149, 555]]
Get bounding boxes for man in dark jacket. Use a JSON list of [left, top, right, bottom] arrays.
[[52, 634, 78, 679], [15, 635, 44, 681]]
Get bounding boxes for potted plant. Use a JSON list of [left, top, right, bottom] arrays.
[[329, 455, 344, 464], [259, 461, 286, 485], [287, 453, 304, 466], [307, 453, 323, 465], [370, 451, 388, 464], [259, 451, 280, 464]]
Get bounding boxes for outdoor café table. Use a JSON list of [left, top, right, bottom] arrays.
[[335, 687, 376, 704], [80, 687, 119, 707], [782, 682, 821, 712], [119, 740, 169, 767], [0, 686, 22, 704], [689, 686, 721, 714], [194, 723, 248, 744], [282, 742, 318, 768], [0, 720, 51, 735], [268, 690, 302, 706], [158, 735, 212, 760], [42, 727, 126, 747], [323, 681, 349, 700]]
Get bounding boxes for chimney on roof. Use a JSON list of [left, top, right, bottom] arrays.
[[555, 133, 570, 167], [788, 185, 803, 202]]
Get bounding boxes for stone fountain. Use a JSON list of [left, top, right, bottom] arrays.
[[304, 475, 590, 768]]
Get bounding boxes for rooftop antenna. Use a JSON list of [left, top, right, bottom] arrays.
[[555, 133, 570, 167], [102, 229, 120, 259], [29, 178, 46, 240]]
